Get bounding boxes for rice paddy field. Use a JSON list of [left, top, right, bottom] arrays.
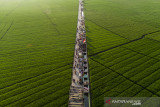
[[85, 0, 160, 106], [1, 0, 160, 106], [0, 0, 78, 106]]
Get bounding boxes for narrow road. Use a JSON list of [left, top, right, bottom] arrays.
[[68, 0, 90, 107]]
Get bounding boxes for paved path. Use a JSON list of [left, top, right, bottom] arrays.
[[68, 0, 90, 107]]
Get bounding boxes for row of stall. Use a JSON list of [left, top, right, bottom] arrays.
[[69, 0, 90, 106]]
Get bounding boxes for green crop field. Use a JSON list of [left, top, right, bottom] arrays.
[[85, 0, 160, 106], [0, 0, 78, 106], [1, 0, 160, 106]]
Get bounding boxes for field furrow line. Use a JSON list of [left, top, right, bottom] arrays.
[[38, 6, 61, 36], [0, 21, 13, 41], [0, 63, 72, 90], [90, 58, 160, 97], [85, 18, 129, 40], [123, 47, 160, 61]]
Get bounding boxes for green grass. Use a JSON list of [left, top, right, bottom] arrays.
[[0, 0, 78, 106], [85, 0, 160, 106]]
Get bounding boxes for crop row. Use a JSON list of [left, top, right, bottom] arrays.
[[0, 64, 71, 94], [0, 0, 78, 106], [85, 0, 160, 40], [0, 66, 72, 106], [88, 38, 160, 107], [89, 58, 160, 107], [86, 21, 129, 56]]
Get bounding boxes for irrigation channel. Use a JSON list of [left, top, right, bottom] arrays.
[[68, 0, 91, 107]]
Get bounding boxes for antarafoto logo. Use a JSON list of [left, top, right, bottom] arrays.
[[106, 99, 111, 104]]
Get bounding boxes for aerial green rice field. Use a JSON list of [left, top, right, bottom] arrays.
[[1, 0, 160, 106], [0, 0, 78, 106], [85, 0, 160, 106]]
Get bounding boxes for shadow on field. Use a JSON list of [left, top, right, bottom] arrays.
[[83, 1, 88, 4], [85, 25, 96, 55]]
